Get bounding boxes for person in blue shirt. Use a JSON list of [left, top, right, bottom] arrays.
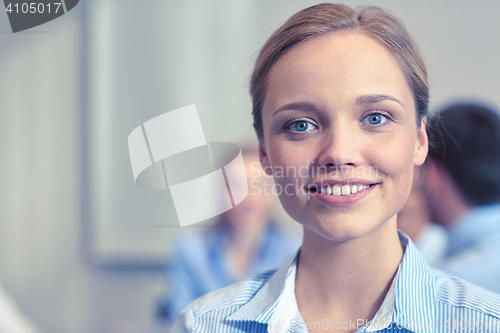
[[159, 148, 300, 322], [397, 167, 448, 267], [173, 4, 500, 332], [422, 102, 500, 293]]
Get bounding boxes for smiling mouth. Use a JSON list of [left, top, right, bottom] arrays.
[[307, 183, 379, 196]]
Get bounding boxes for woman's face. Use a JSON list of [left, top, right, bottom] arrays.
[[259, 32, 428, 241]]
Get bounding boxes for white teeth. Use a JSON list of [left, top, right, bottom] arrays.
[[341, 185, 351, 195], [332, 185, 341, 196], [326, 185, 332, 195], [351, 185, 358, 194], [318, 184, 373, 196]]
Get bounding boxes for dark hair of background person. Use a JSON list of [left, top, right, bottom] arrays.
[[250, 3, 429, 140], [426, 102, 500, 206]]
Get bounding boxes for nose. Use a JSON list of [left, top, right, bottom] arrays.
[[316, 122, 363, 171]]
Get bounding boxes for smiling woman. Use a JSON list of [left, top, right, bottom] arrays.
[[172, 4, 500, 333], [259, 32, 427, 244]]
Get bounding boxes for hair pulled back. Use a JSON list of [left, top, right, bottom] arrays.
[[250, 3, 428, 139]]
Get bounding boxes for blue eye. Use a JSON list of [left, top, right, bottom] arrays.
[[288, 120, 315, 132], [363, 113, 388, 126]]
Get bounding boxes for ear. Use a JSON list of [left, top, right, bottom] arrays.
[[414, 116, 429, 166], [258, 139, 273, 176]]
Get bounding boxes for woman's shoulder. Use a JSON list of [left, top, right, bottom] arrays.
[[432, 267, 500, 321], [190, 268, 276, 315], [172, 268, 278, 331]]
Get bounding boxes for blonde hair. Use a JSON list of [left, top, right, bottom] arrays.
[[250, 3, 428, 139]]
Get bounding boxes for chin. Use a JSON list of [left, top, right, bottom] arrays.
[[315, 220, 377, 242], [299, 209, 395, 243]]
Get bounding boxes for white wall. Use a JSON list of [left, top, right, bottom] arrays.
[[0, 8, 91, 333]]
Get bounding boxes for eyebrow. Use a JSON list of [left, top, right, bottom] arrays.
[[272, 102, 318, 116], [272, 94, 404, 116], [356, 94, 404, 107]]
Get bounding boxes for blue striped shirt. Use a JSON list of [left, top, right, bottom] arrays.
[[172, 232, 500, 332]]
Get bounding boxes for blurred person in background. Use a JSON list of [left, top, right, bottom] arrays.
[[157, 147, 300, 323], [423, 102, 500, 292], [397, 166, 448, 267]]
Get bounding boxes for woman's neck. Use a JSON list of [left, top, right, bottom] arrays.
[[295, 216, 403, 331]]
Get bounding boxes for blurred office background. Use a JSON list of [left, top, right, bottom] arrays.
[[0, 1, 499, 332]]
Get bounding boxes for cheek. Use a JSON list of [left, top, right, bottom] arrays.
[[382, 138, 414, 170], [268, 144, 310, 182], [374, 133, 416, 202], [266, 143, 314, 218]]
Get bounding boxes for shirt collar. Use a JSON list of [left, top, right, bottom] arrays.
[[447, 203, 500, 257], [226, 231, 436, 333], [390, 232, 436, 332], [224, 247, 298, 323]]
